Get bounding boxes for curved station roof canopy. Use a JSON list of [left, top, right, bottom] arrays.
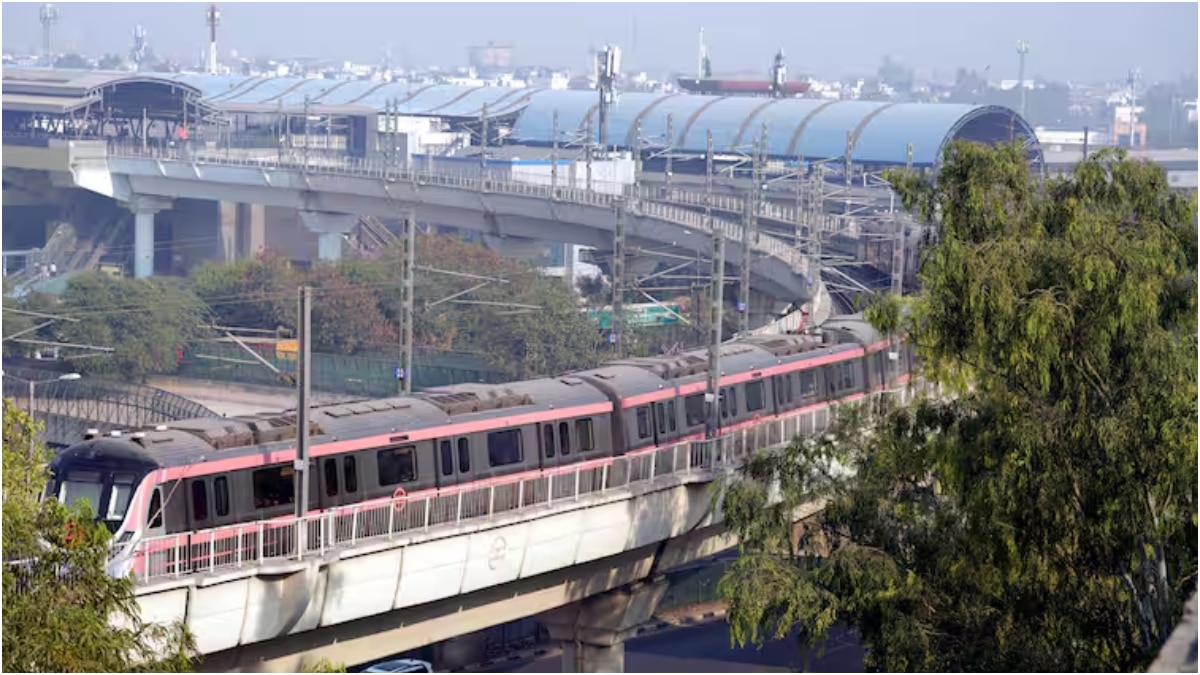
[[2, 68, 217, 120], [3, 68, 1042, 169], [164, 73, 544, 119], [511, 90, 1041, 167]]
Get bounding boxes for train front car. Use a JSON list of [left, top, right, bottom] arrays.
[[48, 432, 163, 572]]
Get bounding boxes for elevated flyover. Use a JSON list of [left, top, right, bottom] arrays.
[[4, 140, 814, 322]]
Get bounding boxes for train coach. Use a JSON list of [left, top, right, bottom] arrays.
[[46, 313, 914, 567]]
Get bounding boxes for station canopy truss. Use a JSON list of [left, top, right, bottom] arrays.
[[2, 68, 220, 140]]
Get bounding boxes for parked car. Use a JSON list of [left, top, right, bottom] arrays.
[[362, 659, 434, 673]]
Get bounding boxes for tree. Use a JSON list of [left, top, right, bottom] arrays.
[[54, 273, 209, 382], [306, 263, 397, 355], [97, 53, 126, 71], [53, 53, 91, 70], [718, 142, 1197, 672], [377, 233, 603, 378], [190, 252, 301, 333], [2, 401, 195, 672]]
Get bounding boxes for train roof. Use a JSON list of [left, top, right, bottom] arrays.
[[82, 377, 610, 470], [819, 313, 886, 347]]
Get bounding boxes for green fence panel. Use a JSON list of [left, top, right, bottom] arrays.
[[179, 342, 506, 397]]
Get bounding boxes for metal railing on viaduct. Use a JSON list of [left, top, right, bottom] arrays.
[[100, 142, 813, 279]]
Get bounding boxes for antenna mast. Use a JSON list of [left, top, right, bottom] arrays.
[[1015, 40, 1029, 119], [39, 4, 58, 67], [206, 4, 221, 75]]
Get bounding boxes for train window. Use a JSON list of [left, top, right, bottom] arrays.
[[842, 363, 856, 389], [440, 440, 454, 476], [729, 387, 738, 415], [719, 392, 728, 418], [344, 457, 358, 493], [786, 374, 794, 402], [685, 395, 706, 426], [487, 429, 524, 467], [253, 466, 295, 508], [636, 407, 650, 439], [106, 475, 135, 521], [542, 424, 556, 458], [324, 459, 340, 497], [655, 403, 667, 435], [147, 489, 163, 529], [191, 481, 208, 522], [667, 403, 678, 432], [58, 470, 102, 513], [457, 438, 471, 473], [745, 380, 766, 413], [558, 422, 570, 455], [575, 419, 595, 451], [799, 371, 816, 398], [378, 446, 418, 486], [214, 477, 230, 517], [774, 376, 785, 405]]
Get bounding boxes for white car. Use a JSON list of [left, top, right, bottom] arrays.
[[363, 659, 434, 673]]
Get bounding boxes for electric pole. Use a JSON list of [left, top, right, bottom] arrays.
[[551, 109, 559, 194], [398, 211, 415, 396], [705, 129, 723, 441], [295, 285, 312, 520], [890, 143, 912, 297], [585, 115, 594, 192], [665, 112, 674, 192], [611, 199, 626, 354], [480, 102, 489, 170]]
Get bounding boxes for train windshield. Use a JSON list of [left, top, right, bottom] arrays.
[[57, 470, 137, 528]]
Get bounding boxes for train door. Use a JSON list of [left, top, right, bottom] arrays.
[[436, 437, 477, 487], [187, 478, 212, 531], [319, 457, 343, 510], [653, 401, 668, 446], [538, 423, 558, 469], [185, 478, 212, 572]]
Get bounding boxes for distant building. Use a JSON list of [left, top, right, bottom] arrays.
[[469, 42, 512, 71]]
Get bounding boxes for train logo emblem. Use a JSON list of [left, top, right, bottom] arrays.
[[487, 536, 508, 570]]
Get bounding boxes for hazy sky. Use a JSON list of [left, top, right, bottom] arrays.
[[3, 2, 1196, 82]]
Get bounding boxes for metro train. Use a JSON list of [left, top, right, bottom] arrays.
[[48, 313, 914, 561]]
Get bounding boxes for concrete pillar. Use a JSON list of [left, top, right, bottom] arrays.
[[299, 211, 358, 264], [317, 232, 344, 262], [540, 577, 668, 673], [219, 201, 238, 263], [237, 203, 265, 259], [127, 195, 172, 279]]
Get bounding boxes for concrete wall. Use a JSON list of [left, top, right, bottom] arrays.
[[263, 206, 319, 262]]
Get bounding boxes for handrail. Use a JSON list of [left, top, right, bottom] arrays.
[[115, 382, 936, 585], [100, 143, 810, 276]]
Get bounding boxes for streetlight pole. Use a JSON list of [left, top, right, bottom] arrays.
[[21, 372, 81, 458]]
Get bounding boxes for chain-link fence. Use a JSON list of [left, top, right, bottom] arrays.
[[177, 341, 507, 398], [3, 365, 217, 448]]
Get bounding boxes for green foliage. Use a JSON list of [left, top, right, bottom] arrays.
[[187, 237, 603, 379], [53, 273, 209, 382], [298, 658, 348, 672], [2, 400, 196, 672], [189, 252, 299, 333], [720, 142, 1198, 672]]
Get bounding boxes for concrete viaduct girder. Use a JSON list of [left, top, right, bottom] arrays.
[[65, 155, 810, 307]]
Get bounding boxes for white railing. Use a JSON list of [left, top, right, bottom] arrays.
[[101, 143, 809, 276], [118, 383, 937, 585]]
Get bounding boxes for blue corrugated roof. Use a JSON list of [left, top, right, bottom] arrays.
[[511, 91, 1038, 167], [167, 72, 1037, 166]]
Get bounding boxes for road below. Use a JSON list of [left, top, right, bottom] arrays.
[[478, 619, 863, 673]]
